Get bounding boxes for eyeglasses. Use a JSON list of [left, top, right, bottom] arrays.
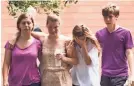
[[73, 25, 86, 37]]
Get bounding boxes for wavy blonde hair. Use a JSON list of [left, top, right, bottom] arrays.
[[72, 24, 101, 51]]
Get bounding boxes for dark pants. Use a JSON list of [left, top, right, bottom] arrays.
[[101, 75, 128, 86], [30, 82, 41, 86], [72, 85, 79, 86], [23, 82, 41, 86]]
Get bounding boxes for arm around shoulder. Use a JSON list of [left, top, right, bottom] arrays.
[[31, 31, 46, 40], [61, 40, 78, 65]]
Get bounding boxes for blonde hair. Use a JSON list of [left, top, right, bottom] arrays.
[[46, 13, 61, 25], [102, 3, 120, 17], [73, 25, 101, 51]]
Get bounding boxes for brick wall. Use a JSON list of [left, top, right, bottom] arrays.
[[1, 0, 134, 65]]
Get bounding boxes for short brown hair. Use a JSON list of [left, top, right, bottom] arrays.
[[102, 3, 120, 17]]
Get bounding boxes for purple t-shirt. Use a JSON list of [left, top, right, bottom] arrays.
[[5, 38, 42, 86], [96, 27, 134, 77]]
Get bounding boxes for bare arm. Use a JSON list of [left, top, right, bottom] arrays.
[[31, 32, 46, 40], [60, 40, 78, 65], [75, 37, 92, 65], [126, 48, 134, 80], [8, 32, 46, 46], [98, 50, 102, 77], [2, 48, 12, 86], [81, 44, 92, 65], [61, 47, 78, 65]]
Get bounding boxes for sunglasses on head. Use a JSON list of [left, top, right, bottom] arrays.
[[74, 31, 84, 37], [73, 24, 88, 37]]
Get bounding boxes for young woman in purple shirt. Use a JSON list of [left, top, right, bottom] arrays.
[[2, 13, 41, 86]]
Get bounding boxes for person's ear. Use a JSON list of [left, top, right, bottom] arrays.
[[116, 15, 119, 19]]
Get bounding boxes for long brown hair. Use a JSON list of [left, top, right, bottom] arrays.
[[16, 13, 34, 42], [72, 25, 101, 51]]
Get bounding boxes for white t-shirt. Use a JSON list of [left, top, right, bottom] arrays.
[[70, 41, 100, 86]]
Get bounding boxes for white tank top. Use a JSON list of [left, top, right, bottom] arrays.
[[70, 41, 100, 86]]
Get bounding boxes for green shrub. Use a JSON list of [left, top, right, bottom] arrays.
[[7, 0, 78, 17]]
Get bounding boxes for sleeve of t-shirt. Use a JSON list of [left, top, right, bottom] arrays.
[[4, 41, 13, 50], [95, 32, 100, 43], [125, 31, 134, 49], [36, 39, 42, 57]]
